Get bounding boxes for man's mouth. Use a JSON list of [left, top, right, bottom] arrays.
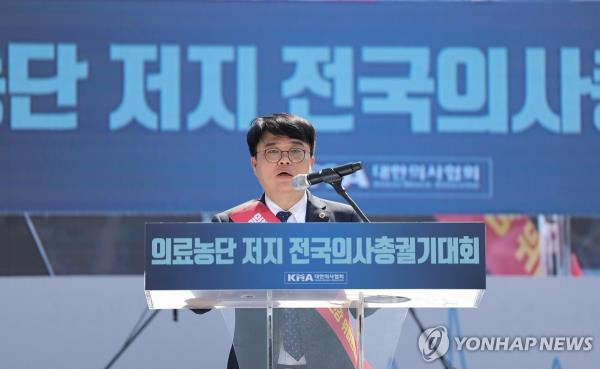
[[277, 172, 293, 177]]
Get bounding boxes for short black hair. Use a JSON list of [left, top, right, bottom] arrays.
[[247, 113, 316, 157]]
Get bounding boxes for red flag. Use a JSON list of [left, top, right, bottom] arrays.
[[435, 215, 542, 275]]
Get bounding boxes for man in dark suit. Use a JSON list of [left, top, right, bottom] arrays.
[[196, 113, 361, 369]]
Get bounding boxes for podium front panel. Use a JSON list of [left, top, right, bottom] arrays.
[[145, 222, 485, 309]]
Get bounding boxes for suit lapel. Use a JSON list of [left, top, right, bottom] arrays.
[[306, 191, 331, 222]]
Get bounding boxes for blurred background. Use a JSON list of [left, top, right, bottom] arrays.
[[1, 0, 599, 368]]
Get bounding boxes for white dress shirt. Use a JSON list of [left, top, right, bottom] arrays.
[[265, 192, 307, 224]]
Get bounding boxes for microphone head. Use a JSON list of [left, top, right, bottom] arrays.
[[292, 174, 310, 190]]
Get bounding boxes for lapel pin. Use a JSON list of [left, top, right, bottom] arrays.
[[319, 212, 327, 219]]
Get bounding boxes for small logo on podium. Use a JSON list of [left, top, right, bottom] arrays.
[[284, 272, 347, 284]]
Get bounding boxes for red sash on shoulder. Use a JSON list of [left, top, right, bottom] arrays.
[[229, 200, 371, 369], [228, 199, 280, 223]]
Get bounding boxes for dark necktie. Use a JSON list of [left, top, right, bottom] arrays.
[[276, 211, 304, 361], [282, 308, 304, 361], [276, 211, 292, 223]]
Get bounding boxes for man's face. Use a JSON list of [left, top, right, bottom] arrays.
[[251, 132, 314, 196]]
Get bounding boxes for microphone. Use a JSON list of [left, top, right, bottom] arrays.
[[292, 162, 363, 190]]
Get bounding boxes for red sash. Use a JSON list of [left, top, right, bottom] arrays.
[[229, 200, 371, 369], [228, 199, 281, 223], [315, 307, 371, 369]]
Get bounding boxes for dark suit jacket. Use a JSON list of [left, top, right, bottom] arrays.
[[198, 192, 361, 369], [211, 191, 361, 224]]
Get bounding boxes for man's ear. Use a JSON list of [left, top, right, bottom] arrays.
[[310, 156, 315, 168], [250, 156, 257, 173]]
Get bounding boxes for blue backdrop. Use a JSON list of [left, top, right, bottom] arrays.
[[0, 1, 599, 214]]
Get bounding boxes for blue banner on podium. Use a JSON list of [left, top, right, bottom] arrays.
[[145, 222, 485, 309]]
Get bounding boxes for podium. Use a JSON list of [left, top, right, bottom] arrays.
[[145, 222, 485, 369]]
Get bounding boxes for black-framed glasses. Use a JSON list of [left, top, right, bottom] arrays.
[[262, 148, 307, 163]]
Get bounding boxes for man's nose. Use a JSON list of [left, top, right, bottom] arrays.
[[278, 151, 292, 165]]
